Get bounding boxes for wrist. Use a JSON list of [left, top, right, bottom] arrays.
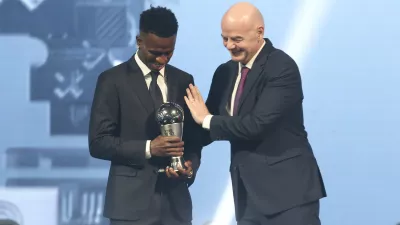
[[146, 140, 152, 159], [200, 117, 205, 125], [187, 170, 194, 179], [200, 114, 209, 124], [202, 115, 212, 129]]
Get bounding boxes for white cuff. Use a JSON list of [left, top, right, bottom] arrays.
[[202, 115, 213, 130], [145, 140, 151, 159]]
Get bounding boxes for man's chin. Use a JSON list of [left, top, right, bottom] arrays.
[[230, 54, 245, 62], [150, 64, 165, 71]]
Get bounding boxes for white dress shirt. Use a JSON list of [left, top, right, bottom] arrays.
[[134, 52, 167, 159], [202, 40, 266, 129]]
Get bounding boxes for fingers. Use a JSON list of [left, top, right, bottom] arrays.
[[165, 167, 179, 178], [177, 165, 193, 178], [187, 84, 204, 103], [163, 143, 184, 155], [161, 136, 184, 148], [184, 161, 192, 168], [184, 96, 191, 108], [186, 87, 194, 102], [156, 136, 185, 157], [188, 84, 198, 98], [165, 167, 172, 177], [165, 141, 184, 148], [166, 165, 193, 179], [164, 146, 183, 151], [162, 136, 182, 142], [177, 166, 186, 173], [193, 85, 204, 102], [166, 149, 184, 157]]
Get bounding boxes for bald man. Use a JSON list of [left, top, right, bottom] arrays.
[[185, 2, 326, 225]]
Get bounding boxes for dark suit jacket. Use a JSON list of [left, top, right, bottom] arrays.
[[88, 56, 202, 221], [204, 38, 326, 218]]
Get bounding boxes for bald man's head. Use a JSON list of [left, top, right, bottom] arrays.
[[221, 2, 265, 64]]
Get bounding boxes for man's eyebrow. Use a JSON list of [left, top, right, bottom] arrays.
[[221, 35, 243, 39]]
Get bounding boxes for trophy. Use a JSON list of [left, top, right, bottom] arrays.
[[155, 102, 187, 172]]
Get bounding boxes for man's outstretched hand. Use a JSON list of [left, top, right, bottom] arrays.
[[184, 84, 211, 125]]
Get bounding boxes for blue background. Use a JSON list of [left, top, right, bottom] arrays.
[[0, 0, 399, 225]]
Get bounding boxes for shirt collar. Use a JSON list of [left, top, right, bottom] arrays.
[[134, 50, 165, 77], [239, 40, 266, 70]]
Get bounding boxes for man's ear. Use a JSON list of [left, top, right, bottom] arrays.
[[257, 26, 264, 39], [136, 35, 142, 48]]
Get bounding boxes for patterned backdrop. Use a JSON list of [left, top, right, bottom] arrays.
[[0, 0, 399, 225]]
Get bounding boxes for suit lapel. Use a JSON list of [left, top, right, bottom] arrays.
[[221, 62, 238, 115], [237, 38, 275, 113], [165, 65, 179, 103], [126, 57, 155, 113], [237, 58, 266, 111]]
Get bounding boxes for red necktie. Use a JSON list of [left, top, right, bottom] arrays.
[[233, 66, 250, 115]]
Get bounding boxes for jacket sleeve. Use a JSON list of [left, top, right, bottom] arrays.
[[201, 64, 226, 146], [88, 73, 147, 166]]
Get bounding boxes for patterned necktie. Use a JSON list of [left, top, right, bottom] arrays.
[[233, 66, 250, 115], [149, 71, 163, 108]]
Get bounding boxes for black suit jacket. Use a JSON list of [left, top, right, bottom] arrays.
[[88, 56, 202, 221], [204, 39, 326, 218]]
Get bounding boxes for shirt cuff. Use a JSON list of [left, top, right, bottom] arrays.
[[202, 115, 213, 130], [145, 140, 151, 159]]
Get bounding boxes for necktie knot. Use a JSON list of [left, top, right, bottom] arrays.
[[241, 66, 250, 79], [150, 71, 159, 80]]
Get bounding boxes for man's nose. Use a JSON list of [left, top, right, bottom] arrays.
[[156, 55, 168, 64], [226, 40, 236, 50]]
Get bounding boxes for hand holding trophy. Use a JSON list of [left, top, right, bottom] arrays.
[[155, 102, 187, 172]]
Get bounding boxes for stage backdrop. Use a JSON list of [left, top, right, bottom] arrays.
[[0, 0, 399, 225]]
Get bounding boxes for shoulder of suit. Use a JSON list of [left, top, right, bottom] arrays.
[[268, 48, 298, 68], [210, 60, 236, 81], [216, 60, 235, 72], [214, 48, 298, 75], [99, 61, 128, 78], [166, 64, 193, 78]]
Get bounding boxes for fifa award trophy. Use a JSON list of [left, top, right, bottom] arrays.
[[155, 102, 187, 172]]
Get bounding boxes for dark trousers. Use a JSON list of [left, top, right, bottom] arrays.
[[110, 175, 192, 225], [233, 170, 321, 225], [238, 199, 320, 225]]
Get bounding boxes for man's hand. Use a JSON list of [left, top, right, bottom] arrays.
[[184, 84, 211, 125], [165, 161, 194, 179], [150, 135, 184, 157]]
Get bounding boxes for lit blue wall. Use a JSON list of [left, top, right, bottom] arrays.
[[0, 0, 399, 225]]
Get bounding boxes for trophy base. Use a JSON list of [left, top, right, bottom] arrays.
[[170, 156, 187, 171], [158, 156, 187, 173]]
